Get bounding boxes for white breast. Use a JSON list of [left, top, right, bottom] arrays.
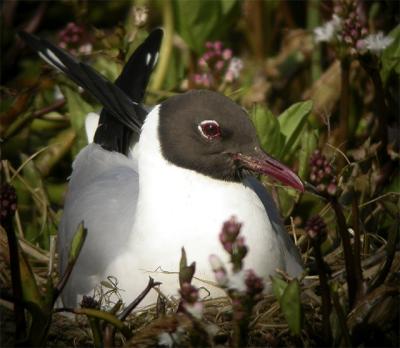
[[106, 106, 285, 305]]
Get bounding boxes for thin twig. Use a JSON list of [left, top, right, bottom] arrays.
[[118, 277, 161, 321]]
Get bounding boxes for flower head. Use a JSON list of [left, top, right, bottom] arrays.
[[314, 15, 342, 43], [305, 215, 327, 242], [193, 41, 242, 89], [209, 254, 229, 286], [244, 269, 264, 296], [58, 22, 92, 55], [309, 149, 337, 196], [80, 295, 100, 309], [358, 32, 394, 54]]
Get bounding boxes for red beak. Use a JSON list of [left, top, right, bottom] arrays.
[[232, 150, 304, 192]]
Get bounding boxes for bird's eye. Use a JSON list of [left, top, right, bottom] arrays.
[[198, 120, 221, 140]]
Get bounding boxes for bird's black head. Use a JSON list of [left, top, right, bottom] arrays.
[[158, 90, 304, 190]]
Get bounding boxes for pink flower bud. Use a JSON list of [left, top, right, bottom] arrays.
[[215, 60, 225, 71], [222, 48, 232, 60], [198, 57, 207, 68], [214, 41, 223, 52]]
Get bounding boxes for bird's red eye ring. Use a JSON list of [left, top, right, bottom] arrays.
[[198, 120, 221, 140]]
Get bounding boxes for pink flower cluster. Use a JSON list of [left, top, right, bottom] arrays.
[[334, 0, 368, 55], [193, 41, 243, 89], [209, 217, 265, 326], [309, 149, 337, 196], [210, 216, 264, 296], [58, 22, 92, 54], [219, 216, 248, 272], [305, 215, 327, 242]]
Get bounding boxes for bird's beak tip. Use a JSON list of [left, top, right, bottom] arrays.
[[233, 151, 304, 192]]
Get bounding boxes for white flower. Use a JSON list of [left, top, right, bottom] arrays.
[[184, 302, 204, 319], [209, 254, 224, 271], [158, 332, 173, 347], [228, 270, 247, 292], [224, 57, 243, 82], [209, 254, 229, 286], [359, 32, 394, 54], [314, 14, 342, 43]]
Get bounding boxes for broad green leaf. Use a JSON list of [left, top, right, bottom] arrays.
[[68, 222, 87, 264], [162, 47, 186, 92], [251, 105, 284, 158], [278, 100, 313, 158], [298, 128, 319, 179], [271, 275, 288, 300], [381, 25, 400, 84], [173, 0, 239, 53], [173, 0, 221, 53], [280, 279, 303, 336], [92, 55, 121, 82], [276, 186, 300, 218], [19, 248, 44, 309], [221, 0, 238, 15]]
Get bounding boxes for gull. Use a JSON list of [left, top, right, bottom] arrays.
[[21, 29, 304, 307]]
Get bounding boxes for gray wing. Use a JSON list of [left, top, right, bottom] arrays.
[[58, 144, 138, 306], [243, 176, 303, 277]]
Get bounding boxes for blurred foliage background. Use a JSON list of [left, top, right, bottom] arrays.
[[1, 0, 399, 347]]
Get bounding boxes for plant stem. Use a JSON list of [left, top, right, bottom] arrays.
[[3, 214, 27, 342], [3, 98, 66, 142], [118, 277, 161, 321], [150, 0, 173, 92], [359, 54, 389, 158], [88, 317, 103, 348], [331, 289, 351, 347], [337, 57, 350, 169], [312, 239, 332, 345], [60, 308, 132, 339], [307, 0, 321, 82], [330, 197, 361, 308], [351, 189, 364, 292]]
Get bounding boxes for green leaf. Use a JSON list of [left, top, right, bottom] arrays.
[[173, 0, 239, 53], [271, 275, 288, 300], [298, 128, 319, 179], [251, 105, 284, 158], [173, 0, 220, 53], [280, 279, 303, 336], [92, 55, 121, 82], [381, 25, 400, 84], [68, 222, 87, 264], [221, 0, 237, 15], [276, 186, 300, 218], [19, 249, 44, 309], [278, 100, 313, 158]]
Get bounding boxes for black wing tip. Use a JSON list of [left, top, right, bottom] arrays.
[[149, 27, 164, 39]]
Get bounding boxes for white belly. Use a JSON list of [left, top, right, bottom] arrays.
[[106, 162, 284, 305]]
